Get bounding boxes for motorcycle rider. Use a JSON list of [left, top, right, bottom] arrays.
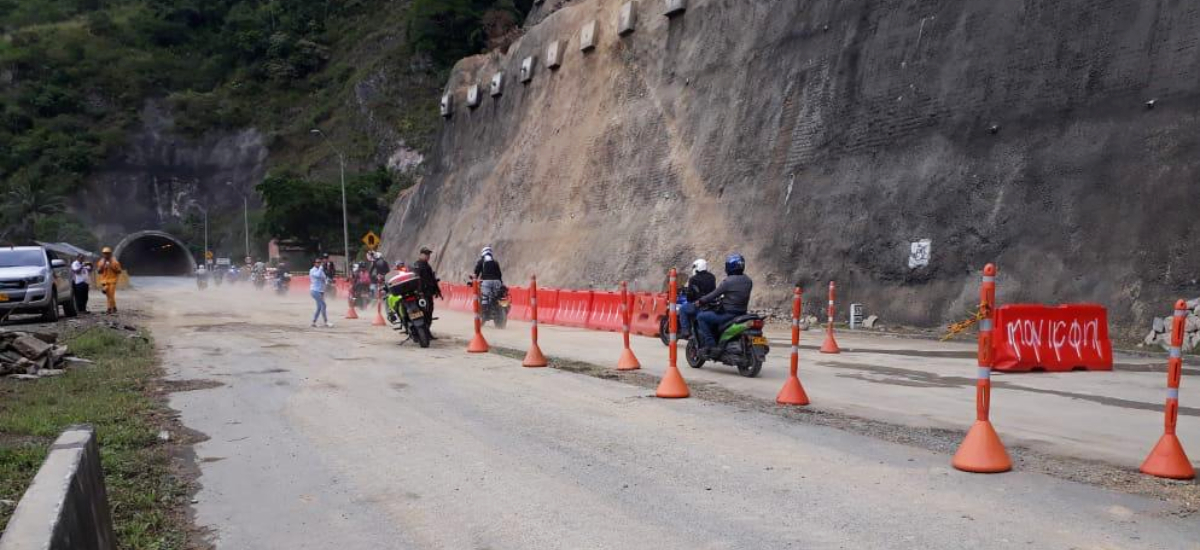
[[412, 247, 441, 334], [369, 251, 390, 295], [678, 258, 716, 339], [473, 246, 503, 305], [695, 253, 753, 358]]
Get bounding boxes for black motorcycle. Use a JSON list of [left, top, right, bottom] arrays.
[[679, 310, 770, 378], [479, 281, 510, 329], [273, 272, 291, 295], [386, 272, 434, 348]]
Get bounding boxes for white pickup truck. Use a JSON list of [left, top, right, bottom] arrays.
[[0, 246, 78, 322]]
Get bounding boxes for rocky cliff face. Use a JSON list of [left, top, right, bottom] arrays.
[[75, 102, 268, 247], [383, 0, 1200, 332]]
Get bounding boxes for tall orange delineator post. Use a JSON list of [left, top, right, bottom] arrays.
[[345, 291, 359, 320], [372, 290, 386, 326], [820, 281, 840, 354], [776, 286, 810, 406], [467, 277, 490, 353], [656, 268, 690, 398], [616, 281, 641, 371], [522, 275, 548, 368], [952, 263, 1012, 473], [1140, 299, 1195, 480]]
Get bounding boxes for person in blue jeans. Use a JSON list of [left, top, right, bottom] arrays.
[[309, 257, 333, 328], [695, 254, 753, 357], [678, 258, 716, 339]]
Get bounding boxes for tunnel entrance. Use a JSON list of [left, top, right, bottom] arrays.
[[114, 231, 196, 276]]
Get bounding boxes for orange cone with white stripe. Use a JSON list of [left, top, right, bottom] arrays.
[[952, 264, 1012, 473], [1140, 299, 1195, 480], [467, 278, 490, 353], [616, 281, 641, 371], [819, 281, 840, 354], [776, 286, 810, 406], [656, 268, 689, 398], [522, 275, 548, 367]]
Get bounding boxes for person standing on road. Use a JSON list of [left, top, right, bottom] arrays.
[[309, 257, 333, 328], [412, 247, 440, 335], [70, 254, 91, 314], [96, 247, 123, 315]]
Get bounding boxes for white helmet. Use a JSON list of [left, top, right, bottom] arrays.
[[481, 246, 493, 258], [691, 259, 708, 274]]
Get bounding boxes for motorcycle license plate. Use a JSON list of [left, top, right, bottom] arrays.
[[408, 309, 424, 319], [752, 336, 768, 346], [0, 294, 8, 302]]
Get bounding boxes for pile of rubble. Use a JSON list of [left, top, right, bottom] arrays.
[[0, 330, 76, 379], [1143, 298, 1200, 351]]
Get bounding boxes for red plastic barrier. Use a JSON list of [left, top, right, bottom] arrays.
[[993, 304, 1113, 371], [509, 286, 532, 321], [537, 288, 560, 324], [586, 291, 624, 332], [629, 292, 667, 337], [447, 284, 473, 312], [289, 275, 310, 294], [555, 290, 594, 328]]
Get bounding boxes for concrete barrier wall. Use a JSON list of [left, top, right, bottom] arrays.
[[0, 425, 116, 550]]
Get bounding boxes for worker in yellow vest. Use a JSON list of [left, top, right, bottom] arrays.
[[96, 247, 124, 314]]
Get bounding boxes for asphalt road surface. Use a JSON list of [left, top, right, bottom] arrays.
[[134, 278, 1199, 550]]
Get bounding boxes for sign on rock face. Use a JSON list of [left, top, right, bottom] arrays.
[[908, 239, 931, 268], [993, 304, 1113, 371]]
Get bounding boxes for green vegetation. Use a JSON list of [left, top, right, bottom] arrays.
[[0, 327, 191, 548], [0, 0, 531, 251]]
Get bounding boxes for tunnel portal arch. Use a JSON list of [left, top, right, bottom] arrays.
[[113, 231, 197, 276]]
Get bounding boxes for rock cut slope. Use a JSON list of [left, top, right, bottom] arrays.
[[383, 0, 1200, 332]]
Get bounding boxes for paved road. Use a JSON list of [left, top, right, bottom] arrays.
[[133, 278, 1199, 549]]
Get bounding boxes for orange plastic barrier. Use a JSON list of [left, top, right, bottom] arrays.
[[509, 286, 532, 321], [537, 288, 560, 324], [556, 290, 593, 328], [629, 292, 667, 337], [586, 291, 624, 332]]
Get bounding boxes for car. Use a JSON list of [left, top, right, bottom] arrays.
[[0, 245, 78, 322]]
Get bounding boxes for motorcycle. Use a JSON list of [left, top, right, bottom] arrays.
[[385, 271, 434, 348], [479, 281, 510, 329], [196, 272, 209, 290], [351, 280, 374, 309], [661, 295, 769, 377], [273, 273, 291, 295], [251, 271, 266, 290]]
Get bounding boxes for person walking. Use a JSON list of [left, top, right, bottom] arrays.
[[309, 257, 333, 328], [412, 247, 441, 335], [96, 247, 123, 315], [70, 254, 91, 314]]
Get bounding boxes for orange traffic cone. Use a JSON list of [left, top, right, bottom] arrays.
[[467, 278, 490, 353], [1141, 434, 1195, 480], [1140, 299, 1195, 480], [522, 275, 548, 367], [656, 269, 689, 398], [777, 287, 810, 406], [372, 296, 386, 326], [820, 281, 840, 354], [953, 264, 1011, 473], [616, 282, 641, 371], [952, 420, 1012, 473], [345, 294, 359, 320]]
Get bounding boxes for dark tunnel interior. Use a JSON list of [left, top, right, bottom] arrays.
[[117, 235, 194, 276]]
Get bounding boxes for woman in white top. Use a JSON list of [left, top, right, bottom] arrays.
[[309, 257, 332, 328]]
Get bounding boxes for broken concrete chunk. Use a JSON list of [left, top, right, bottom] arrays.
[[1153, 317, 1166, 333], [37, 369, 64, 378], [1144, 330, 1160, 346], [863, 315, 879, 329], [29, 331, 58, 344], [12, 335, 51, 359], [1186, 315, 1200, 333], [7, 374, 40, 381]]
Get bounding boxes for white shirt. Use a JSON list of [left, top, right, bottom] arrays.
[[71, 260, 90, 285]]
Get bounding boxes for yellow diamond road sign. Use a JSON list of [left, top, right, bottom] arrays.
[[362, 231, 380, 250], [205, 251, 214, 260]]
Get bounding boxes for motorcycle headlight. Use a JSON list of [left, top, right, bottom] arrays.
[[23, 275, 45, 284]]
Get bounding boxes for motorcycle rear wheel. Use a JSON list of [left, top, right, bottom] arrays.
[[495, 307, 507, 329], [737, 345, 763, 378], [415, 325, 432, 348], [685, 337, 705, 368]]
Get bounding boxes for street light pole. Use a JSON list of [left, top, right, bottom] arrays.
[[311, 128, 351, 279], [203, 206, 208, 266], [243, 195, 250, 260]]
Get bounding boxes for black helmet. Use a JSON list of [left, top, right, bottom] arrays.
[[724, 253, 745, 276]]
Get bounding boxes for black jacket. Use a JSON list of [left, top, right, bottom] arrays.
[[684, 271, 716, 302], [474, 257, 503, 281], [370, 258, 390, 279], [413, 259, 439, 296], [699, 274, 753, 315]]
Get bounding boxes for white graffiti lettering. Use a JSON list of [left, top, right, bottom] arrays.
[[1003, 315, 1105, 367]]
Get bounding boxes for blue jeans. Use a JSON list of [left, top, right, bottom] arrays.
[[678, 302, 698, 338], [311, 290, 328, 324], [697, 310, 737, 348]]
